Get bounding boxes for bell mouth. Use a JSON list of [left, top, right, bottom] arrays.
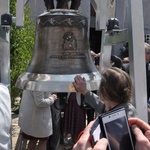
[[15, 72, 101, 92]]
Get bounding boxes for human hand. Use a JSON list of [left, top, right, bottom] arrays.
[[72, 75, 88, 95], [73, 121, 108, 150], [90, 51, 97, 61], [96, 52, 101, 58], [128, 118, 150, 150], [49, 93, 57, 101]]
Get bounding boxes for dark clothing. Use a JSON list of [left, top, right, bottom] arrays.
[[122, 63, 130, 74], [111, 55, 123, 69], [89, 28, 101, 54], [46, 104, 61, 150], [86, 108, 95, 124], [146, 63, 150, 102], [63, 93, 86, 142]]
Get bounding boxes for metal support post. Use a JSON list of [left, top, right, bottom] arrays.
[[127, 0, 148, 122], [0, 1, 11, 150], [92, 0, 148, 122], [0, 0, 10, 88]]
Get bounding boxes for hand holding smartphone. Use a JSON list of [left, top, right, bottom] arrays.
[[90, 107, 134, 150]]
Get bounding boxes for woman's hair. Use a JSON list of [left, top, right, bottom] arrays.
[[99, 67, 132, 103]]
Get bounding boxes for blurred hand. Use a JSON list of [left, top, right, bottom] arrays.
[[73, 121, 108, 150], [129, 118, 150, 150], [96, 53, 101, 58], [49, 93, 57, 101], [90, 51, 97, 61], [72, 75, 88, 95]]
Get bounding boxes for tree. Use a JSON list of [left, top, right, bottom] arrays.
[[10, 0, 35, 109]]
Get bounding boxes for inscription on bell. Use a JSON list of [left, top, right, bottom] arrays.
[[49, 52, 85, 59]]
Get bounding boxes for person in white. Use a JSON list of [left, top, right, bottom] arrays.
[[0, 83, 11, 150], [19, 90, 57, 150]]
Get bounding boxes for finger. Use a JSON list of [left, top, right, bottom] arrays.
[[94, 138, 108, 150], [145, 130, 150, 141], [73, 121, 95, 150], [128, 118, 150, 131], [80, 121, 95, 139], [72, 82, 78, 90], [74, 75, 81, 82], [131, 124, 148, 142], [82, 77, 86, 81]]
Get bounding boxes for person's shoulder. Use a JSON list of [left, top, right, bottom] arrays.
[[118, 103, 138, 118], [0, 83, 11, 150], [0, 83, 10, 97], [125, 103, 138, 118], [127, 102, 136, 109], [0, 83, 9, 89]]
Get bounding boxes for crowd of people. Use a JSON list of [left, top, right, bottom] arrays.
[[0, 44, 150, 150], [15, 41, 150, 150], [1, 59, 150, 150], [1, 1, 150, 149]]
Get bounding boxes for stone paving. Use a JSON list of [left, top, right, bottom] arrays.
[[12, 113, 20, 150]]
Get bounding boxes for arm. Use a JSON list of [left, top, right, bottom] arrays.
[[84, 91, 105, 114], [73, 75, 105, 114], [33, 91, 57, 107], [0, 84, 11, 150]]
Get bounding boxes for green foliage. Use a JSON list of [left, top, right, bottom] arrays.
[[10, 0, 35, 108]]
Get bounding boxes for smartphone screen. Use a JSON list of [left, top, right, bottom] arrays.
[[90, 117, 102, 146], [100, 108, 134, 150]]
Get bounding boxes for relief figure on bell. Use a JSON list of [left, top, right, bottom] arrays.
[[63, 32, 77, 50]]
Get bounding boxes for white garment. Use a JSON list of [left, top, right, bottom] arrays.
[[0, 83, 11, 150], [19, 90, 54, 137]]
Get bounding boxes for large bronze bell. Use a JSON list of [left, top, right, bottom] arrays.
[[15, 9, 101, 92]]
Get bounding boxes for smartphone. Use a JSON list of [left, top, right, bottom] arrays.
[[90, 117, 102, 146], [99, 107, 134, 150]]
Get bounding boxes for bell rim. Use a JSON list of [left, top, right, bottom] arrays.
[[15, 72, 101, 92]]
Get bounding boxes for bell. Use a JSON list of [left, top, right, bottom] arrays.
[[15, 9, 101, 92]]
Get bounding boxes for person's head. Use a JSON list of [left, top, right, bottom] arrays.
[[122, 57, 129, 64], [145, 42, 150, 63], [99, 67, 132, 104]]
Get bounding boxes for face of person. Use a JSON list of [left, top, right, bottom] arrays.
[[122, 57, 129, 64]]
